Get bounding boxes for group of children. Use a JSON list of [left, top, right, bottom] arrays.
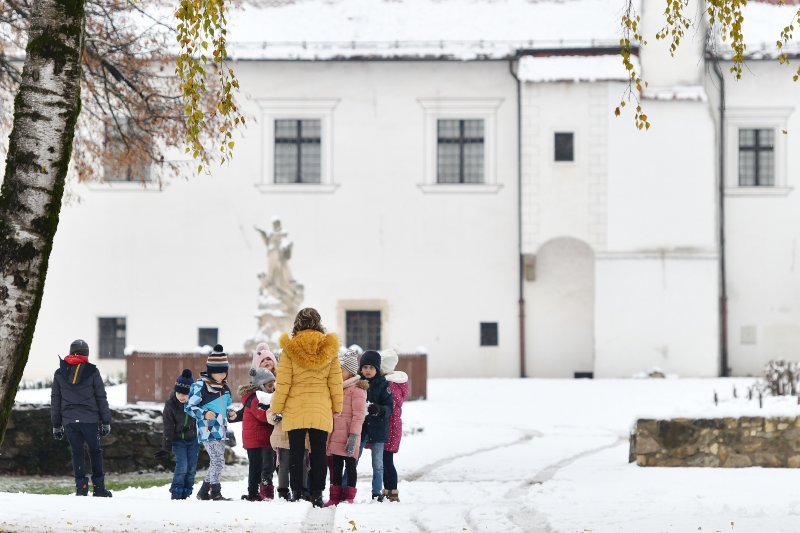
[[158, 342, 409, 505]]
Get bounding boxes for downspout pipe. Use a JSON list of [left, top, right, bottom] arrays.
[[509, 56, 526, 378], [712, 56, 729, 377]]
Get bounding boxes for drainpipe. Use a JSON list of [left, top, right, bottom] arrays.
[[509, 57, 527, 378], [712, 56, 729, 377]]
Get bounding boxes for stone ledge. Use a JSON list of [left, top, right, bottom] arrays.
[[630, 416, 800, 467]]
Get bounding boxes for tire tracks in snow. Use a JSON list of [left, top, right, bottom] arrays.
[[402, 429, 542, 482], [502, 434, 627, 533]]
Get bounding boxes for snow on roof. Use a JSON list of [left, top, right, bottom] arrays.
[[715, 0, 800, 59], [224, 0, 634, 60], [517, 54, 636, 83]]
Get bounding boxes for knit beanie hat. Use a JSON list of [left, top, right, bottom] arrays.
[[249, 367, 276, 388], [207, 344, 230, 374], [252, 342, 278, 370], [340, 349, 360, 377], [174, 369, 193, 394], [360, 350, 382, 374], [69, 339, 89, 357], [380, 347, 400, 374]]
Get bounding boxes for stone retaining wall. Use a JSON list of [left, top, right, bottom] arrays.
[[631, 417, 800, 467], [0, 404, 238, 475]]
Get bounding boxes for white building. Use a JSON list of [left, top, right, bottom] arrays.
[[10, 0, 800, 380]]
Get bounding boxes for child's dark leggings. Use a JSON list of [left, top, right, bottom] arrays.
[[330, 455, 357, 488], [383, 451, 398, 490], [246, 447, 276, 491]]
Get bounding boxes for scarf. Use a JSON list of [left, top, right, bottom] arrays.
[[64, 355, 89, 365], [202, 374, 227, 391]]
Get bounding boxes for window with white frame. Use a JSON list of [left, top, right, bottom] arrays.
[[274, 119, 322, 184], [418, 98, 503, 192], [738, 128, 774, 187], [725, 108, 792, 195], [255, 99, 339, 192]]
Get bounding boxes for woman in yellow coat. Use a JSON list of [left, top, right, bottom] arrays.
[[270, 308, 343, 507]]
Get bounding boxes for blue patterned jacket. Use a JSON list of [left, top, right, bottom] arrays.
[[184, 378, 233, 443]]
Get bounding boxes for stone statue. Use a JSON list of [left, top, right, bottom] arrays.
[[245, 217, 304, 352]]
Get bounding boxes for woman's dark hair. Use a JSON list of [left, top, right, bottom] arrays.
[[292, 307, 325, 336]]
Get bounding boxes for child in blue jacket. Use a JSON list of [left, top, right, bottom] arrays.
[[185, 345, 237, 500]]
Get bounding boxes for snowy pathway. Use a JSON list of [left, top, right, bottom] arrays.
[[5, 378, 800, 532]]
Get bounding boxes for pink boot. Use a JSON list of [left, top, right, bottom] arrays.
[[324, 485, 342, 507], [343, 486, 357, 504], [259, 482, 274, 501]]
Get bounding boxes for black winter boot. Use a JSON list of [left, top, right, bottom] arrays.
[[210, 483, 231, 501], [92, 481, 113, 498], [196, 481, 211, 501], [310, 491, 324, 508], [75, 478, 89, 496], [277, 488, 290, 500], [241, 487, 260, 501]]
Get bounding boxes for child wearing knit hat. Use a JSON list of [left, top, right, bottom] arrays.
[[237, 367, 278, 501], [185, 344, 237, 501], [156, 369, 200, 499], [358, 350, 394, 501], [252, 342, 278, 375], [324, 350, 368, 506]]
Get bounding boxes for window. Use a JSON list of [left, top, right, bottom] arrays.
[[98, 317, 126, 359], [274, 119, 321, 184], [103, 119, 152, 182], [346, 311, 382, 351], [198, 327, 218, 348], [738, 128, 774, 186], [480, 322, 498, 346], [437, 119, 485, 184], [554, 132, 574, 162]]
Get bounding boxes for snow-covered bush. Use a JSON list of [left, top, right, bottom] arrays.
[[751, 359, 800, 398]]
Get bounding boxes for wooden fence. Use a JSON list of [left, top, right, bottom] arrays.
[[126, 351, 427, 403]]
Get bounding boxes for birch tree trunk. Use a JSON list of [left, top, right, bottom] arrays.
[[0, 0, 86, 444]]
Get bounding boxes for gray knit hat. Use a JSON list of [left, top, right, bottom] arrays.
[[340, 349, 360, 377], [249, 367, 275, 388]]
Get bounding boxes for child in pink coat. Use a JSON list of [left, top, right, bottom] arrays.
[[325, 350, 368, 506], [380, 347, 409, 502]]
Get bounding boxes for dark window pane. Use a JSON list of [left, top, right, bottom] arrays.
[[739, 149, 755, 186], [758, 149, 775, 186], [555, 132, 574, 162], [103, 120, 152, 182], [99, 317, 126, 359], [437, 143, 461, 183], [436, 119, 485, 184], [346, 311, 382, 351], [480, 322, 498, 347], [738, 128, 775, 187], [759, 128, 774, 148], [274, 119, 322, 184], [739, 129, 756, 147], [198, 328, 218, 348]]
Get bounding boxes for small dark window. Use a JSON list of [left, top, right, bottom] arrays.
[[480, 322, 498, 346], [574, 372, 594, 379], [437, 119, 485, 184], [198, 328, 218, 348], [346, 311, 382, 351], [274, 119, 321, 184], [103, 119, 153, 182], [98, 317, 126, 359], [738, 128, 774, 186], [554, 132, 574, 162]]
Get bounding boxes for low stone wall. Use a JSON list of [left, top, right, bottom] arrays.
[[631, 417, 800, 467], [0, 403, 238, 475]]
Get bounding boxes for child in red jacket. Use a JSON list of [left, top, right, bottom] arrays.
[[238, 367, 276, 501]]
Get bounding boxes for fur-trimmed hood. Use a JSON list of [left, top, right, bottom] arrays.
[[343, 375, 369, 391], [238, 383, 261, 397], [279, 330, 339, 370]]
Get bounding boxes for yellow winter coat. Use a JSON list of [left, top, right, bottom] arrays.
[[270, 330, 344, 433]]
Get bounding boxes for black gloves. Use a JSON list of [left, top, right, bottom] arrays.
[[53, 426, 64, 440], [100, 424, 111, 437], [257, 403, 270, 411], [367, 404, 384, 417]]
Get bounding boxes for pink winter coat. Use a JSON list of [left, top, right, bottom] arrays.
[[384, 372, 409, 453], [327, 376, 368, 459]]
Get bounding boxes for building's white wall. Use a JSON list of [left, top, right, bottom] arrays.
[[24, 60, 520, 380], [710, 61, 800, 376], [639, 0, 705, 87]]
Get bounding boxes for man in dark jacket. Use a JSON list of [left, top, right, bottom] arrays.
[[50, 339, 113, 497]]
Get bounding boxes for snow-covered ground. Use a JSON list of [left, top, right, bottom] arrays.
[[6, 378, 800, 532]]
